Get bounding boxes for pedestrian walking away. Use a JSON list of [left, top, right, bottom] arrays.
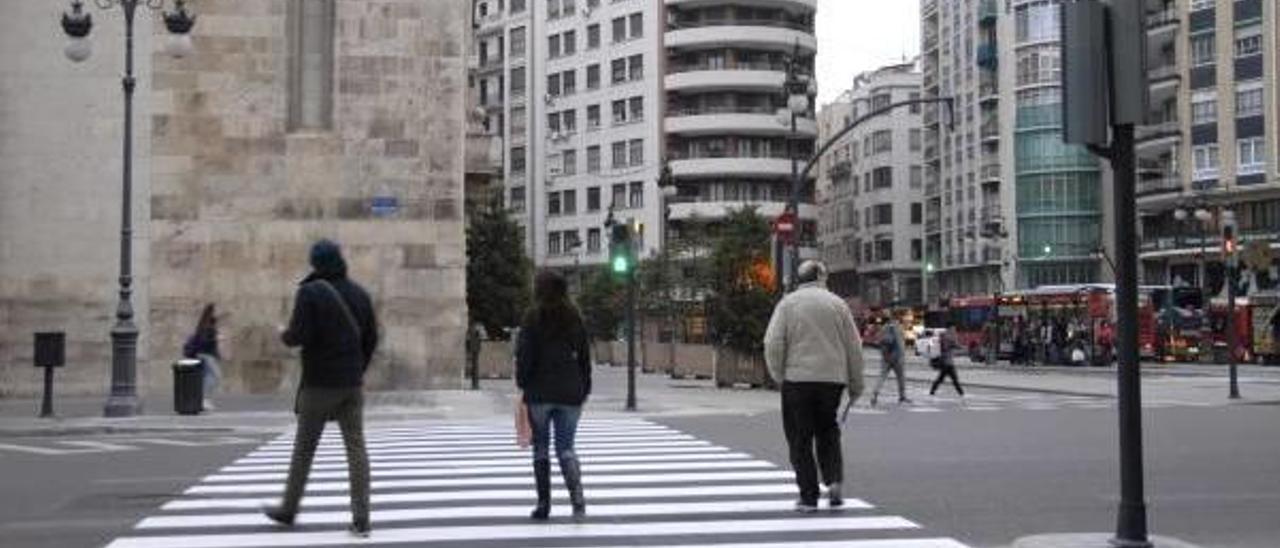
[[870, 316, 911, 407], [516, 271, 592, 522], [261, 239, 379, 539], [929, 327, 966, 399], [763, 260, 865, 513], [182, 303, 222, 412]]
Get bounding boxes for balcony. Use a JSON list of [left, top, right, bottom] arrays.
[[981, 162, 1001, 182], [924, 31, 939, 52], [980, 115, 1000, 142], [666, 0, 816, 9], [1136, 116, 1180, 142], [1136, 174, 1182, 198], [979, 81, 999, 103], [666, 21, 817, 53], [665, 68, 786, 92], [668, 200, 818, 222], [1146, 9, 1178, 33], [926, 219, 941, 233], [1148, 63, 1179, 83], [666, 109, 818, 137], [669, 156, 796, 179]]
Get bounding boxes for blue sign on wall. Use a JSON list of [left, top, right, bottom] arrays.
[[370, 196, 399, 218]]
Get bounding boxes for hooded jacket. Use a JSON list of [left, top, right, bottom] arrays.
[[281, 241, 379, 388]]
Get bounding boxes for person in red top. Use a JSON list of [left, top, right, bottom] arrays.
[[1097, 320, 1115, 366]]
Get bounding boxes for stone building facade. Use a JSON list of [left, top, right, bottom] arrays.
[[0, 0, 469, 398]]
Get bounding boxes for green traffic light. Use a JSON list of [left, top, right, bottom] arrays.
[[612, 255, 630, 274]]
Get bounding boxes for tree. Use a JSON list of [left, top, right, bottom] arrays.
[[466, 206, 532, 339], [707, 207, 777, 355], [578, 266, 623, 341]]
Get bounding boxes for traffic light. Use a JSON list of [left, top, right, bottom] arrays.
[[1222, 214, 1238, 265], [610, 223, 633, 276]]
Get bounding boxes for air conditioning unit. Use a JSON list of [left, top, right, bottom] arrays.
[[544, 93, 555, 105], [549, 130, 562, 141]]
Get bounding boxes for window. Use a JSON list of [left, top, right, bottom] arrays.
[[1192, 144, 1219, 181], [510, 67, 526, 97], [612, 17, 626, 42], [629, 97, 644, 121], [586, 105, 601, 129], [562, 69, 576, 95], [611, 59, 627, 83], [548, 191, 562, 216], [563, 188, 577, 214], [911, 239, 923, 261], [1238, 138, 1265, 175], [562, 149, 577, 176], [288, 0, 335, 131], [1014, 2, 1060, 43], [547, 0, 559, 19], [1189, 0, 1213, 10], [1190, 33, 1214, 66], [911, 203, 923, 224], [588, 228, 601, 253], [511, 0, 525, 14], [874, 203, 893, 225], [628, 54, 643, 81], [585, 64, 600, 90], [1236, 83, 1263, 117], [910, 166, 923, 188], [629, 182, 644, 208], [611, 183, 626, 208], [562, 109, 576, 133], [587, 24, 600, 49], [872, 130, 892, 153], [510, 106, 526, 136], [548, 34, 561, 58], [612, 141, 627, 168], [564, 230, 580, 252], [563, 30, 576, 56], [1191, 93, 1217, 125], [908, 92, 921, 114], [612, 99, 627, 123], [547, 73, 561, 96], [909, 129, 922, 151], [509, 186, 526, 212], [587, 186, 601, 211], [510, 146, 526, 173], [1235, 25, 1262, 57], [629, 13, 643, 39], [587, 146, 601, 173], [872, 167, 893, 189], [548, 232, 562, 255], [547, 111, 561, 134], [562, 0, 574, 17], [875, 239, 893, 262], [510, 27, 526, 58], [629, 138, 644, 166]]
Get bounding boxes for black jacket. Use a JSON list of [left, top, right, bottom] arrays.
[[516, 311, 592, 405], [282, 274, 379, 388]]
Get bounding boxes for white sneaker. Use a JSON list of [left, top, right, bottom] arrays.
[[794, 500, 819, 513], [202, 399, 216, 412]]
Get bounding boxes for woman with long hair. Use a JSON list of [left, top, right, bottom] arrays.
[[516, 271, 592, 521], [183, 303, 222, 411]]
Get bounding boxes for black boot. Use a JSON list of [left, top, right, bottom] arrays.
[[530, 458, 551, 520], [560, 455, 586, 521]]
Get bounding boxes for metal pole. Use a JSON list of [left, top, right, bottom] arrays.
[[40, 367, 55, 418], [1228, 261, 1240, 398], [1111, 123, 1151, 548], [787, 110, 800, 292], [105, 0, 142, 417], [625, 267, 637, 411]]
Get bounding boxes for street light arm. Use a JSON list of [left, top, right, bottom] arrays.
[[795, 97, 956, 200]]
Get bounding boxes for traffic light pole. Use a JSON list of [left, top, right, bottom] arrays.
[[625, 268, 637, 411], [1228, 263, 1240, 399]]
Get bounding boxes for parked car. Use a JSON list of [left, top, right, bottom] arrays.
[[914, 329, 938, 356]]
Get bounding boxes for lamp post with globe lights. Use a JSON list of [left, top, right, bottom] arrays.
[[775, 45, 818, 292], [61, 0, 197, 417]]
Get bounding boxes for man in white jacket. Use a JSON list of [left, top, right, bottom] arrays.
[[763, 260, 865, 512]]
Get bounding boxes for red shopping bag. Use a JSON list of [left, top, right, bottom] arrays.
[[514, 395, 532, 448]]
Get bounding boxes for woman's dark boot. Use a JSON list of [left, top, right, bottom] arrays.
[[560, 455, 586, 521], [530, 458, 551, 520]]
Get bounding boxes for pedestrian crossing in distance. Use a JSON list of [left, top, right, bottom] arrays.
[[851, 391, 1221, 414], [104, 418, 971, 548]]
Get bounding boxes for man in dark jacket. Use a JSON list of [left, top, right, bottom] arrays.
[[263, 239, 378, 538]]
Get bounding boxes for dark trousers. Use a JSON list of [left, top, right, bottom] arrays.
[[930, 365, 965, 395], [279, 387, 369, 525], [781, 381, 845, 504]]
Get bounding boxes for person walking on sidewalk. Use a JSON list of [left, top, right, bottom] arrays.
[[183, 303, 222, 412], [262, 239, 379, 538], [764, 260, 865, 513], [929, 327, 966, 399], [516, 271, 592, 521], [870, 316, 911, 407]]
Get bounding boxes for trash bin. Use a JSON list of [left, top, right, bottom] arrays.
[[173, 359, 204, 415]]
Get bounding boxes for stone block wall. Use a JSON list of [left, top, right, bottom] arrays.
[[147, 0, 469, 394]]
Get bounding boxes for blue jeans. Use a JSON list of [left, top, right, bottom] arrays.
[[526, 403, 582, 461]]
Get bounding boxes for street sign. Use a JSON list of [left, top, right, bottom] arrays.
[[773, 212, 795, 241]]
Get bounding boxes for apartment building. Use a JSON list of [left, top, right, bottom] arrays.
[[663, 0, 820, 270], [818, 62, 926, 306], [1135, 0, 1280, 292], [473, 0, 664, 272]]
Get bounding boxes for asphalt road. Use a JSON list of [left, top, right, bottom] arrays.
[[661, 398, 1280, 548]]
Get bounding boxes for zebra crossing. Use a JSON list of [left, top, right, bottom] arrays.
[[851, 391, 1221, 414], [103, 418, 970, 548]]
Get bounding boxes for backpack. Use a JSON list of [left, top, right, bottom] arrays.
[[879, 325, 901, 362]]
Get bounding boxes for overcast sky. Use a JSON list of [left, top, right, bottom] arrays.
[[816, 0, 921, 106]]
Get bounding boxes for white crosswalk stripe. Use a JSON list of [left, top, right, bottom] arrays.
[[104, 418, 971, 548]]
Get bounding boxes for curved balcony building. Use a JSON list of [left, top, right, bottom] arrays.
[[663, 0, 819, 256]]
